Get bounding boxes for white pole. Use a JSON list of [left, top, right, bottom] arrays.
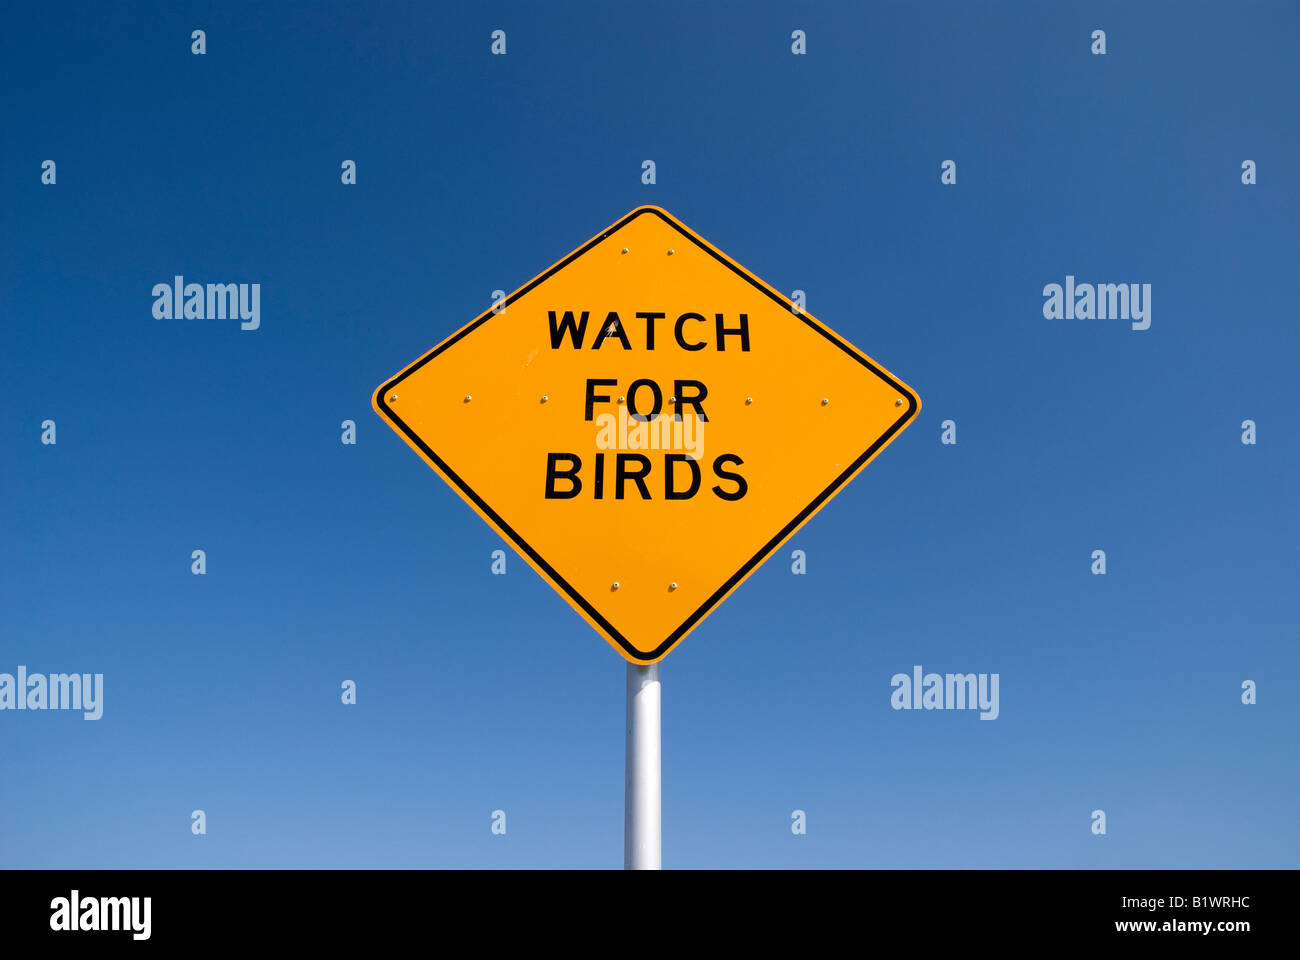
[[624, 661, 662, 869]]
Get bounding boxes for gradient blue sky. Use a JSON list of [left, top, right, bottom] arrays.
[[2, 0, 1297, 868]]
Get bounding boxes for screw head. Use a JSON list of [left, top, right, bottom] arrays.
[[611, 582, 620, 591], [894, 398, 903, 406], [541, 395, 549, 403], [389, 394, 398, 402], [745, 397, 753, 405], [621, 247, 629, 254], [617, 396, 625, 404], [464, 394, 473, 402], [669, 582, 678, 591], [667, 249, 675, 255], [821, 397, 830, 405]]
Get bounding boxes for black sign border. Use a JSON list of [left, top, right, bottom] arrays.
[[374, 206, 920, 662]]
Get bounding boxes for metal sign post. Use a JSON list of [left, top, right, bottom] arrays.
[[371, 205, 920, 868], [624, 662, 661, 869]]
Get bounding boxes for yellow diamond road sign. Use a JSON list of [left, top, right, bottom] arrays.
[[373, 206, 920, 663]]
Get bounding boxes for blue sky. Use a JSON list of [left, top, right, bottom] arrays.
[[2, 0, 1297, 868]]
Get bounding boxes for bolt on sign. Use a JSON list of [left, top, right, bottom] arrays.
[[373, 206, 920, 663]]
